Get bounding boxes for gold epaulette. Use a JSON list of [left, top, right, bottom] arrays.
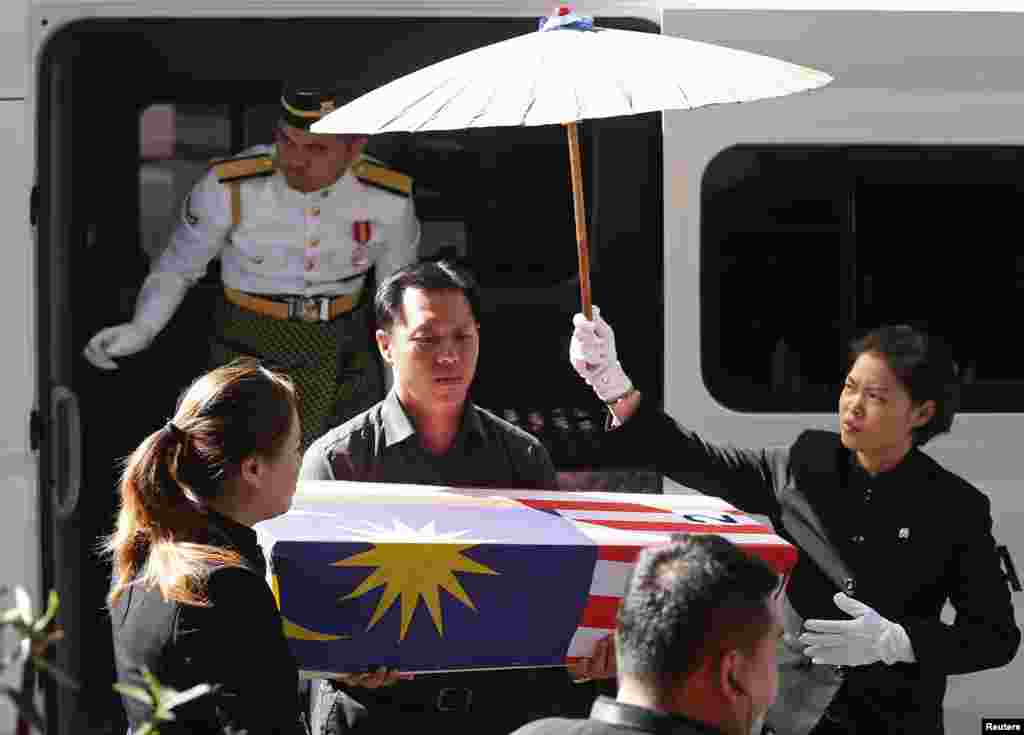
[[211, 153, 276, 183], [351, 158, 413, 197]]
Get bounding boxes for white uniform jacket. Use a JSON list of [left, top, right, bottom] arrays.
[[153, 145, 420, 298]]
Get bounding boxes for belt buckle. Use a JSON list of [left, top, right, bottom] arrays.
[[435, 687, 473, 713], [290, 297, 328, 322]]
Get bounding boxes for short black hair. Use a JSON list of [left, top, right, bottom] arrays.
[[849, 325, 960, 446], [374, 260, 481, 332], [616, 534, 779, 687]]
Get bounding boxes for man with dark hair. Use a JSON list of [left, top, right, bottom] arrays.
[[300, 259, 608, 734], [301, 259, 551, 487], [84, 81, 420, 448], [513, 534, 785, 735]]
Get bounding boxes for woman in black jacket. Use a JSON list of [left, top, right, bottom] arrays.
[[569, 309, 1020, 734], [106, 359, 306, 734]]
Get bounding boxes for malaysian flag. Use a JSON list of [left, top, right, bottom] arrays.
[[255, 481, 796, 676]]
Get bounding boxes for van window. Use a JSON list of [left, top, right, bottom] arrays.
[[701, 145, 1024, 412], [140, 104, 232, 259]]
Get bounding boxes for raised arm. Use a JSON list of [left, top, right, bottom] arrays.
[[569, 306, 789, 518]]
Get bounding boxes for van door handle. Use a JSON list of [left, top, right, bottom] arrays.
[[50, 385, 82, 520]]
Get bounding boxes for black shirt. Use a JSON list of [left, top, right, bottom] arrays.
[[511, 696, 727, 735], [301, 390, 558, 489], [110, 510, 305, 734], [300, 393, 609, 726]]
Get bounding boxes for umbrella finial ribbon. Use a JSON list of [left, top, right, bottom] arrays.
[[538, 7, 594, 31]]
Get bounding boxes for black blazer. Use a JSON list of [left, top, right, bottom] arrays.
[[110, 511, 305, 734], [602, 404, 1021, 733]]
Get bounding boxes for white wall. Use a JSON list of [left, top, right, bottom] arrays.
[[0, 98, 38, 735], [0, 0, 28, 97]]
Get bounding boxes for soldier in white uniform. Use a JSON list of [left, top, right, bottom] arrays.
[[84, 83, 421, 447]]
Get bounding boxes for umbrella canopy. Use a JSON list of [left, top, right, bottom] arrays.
[[313, 8, 833, 315], [313, 11, 832, 133]]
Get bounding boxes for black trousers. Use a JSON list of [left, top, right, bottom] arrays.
[[309, 670, 611, 735], [805, 680, 941, 735]]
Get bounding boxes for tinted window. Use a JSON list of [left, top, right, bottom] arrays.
[[702, 146, 1024, 412]]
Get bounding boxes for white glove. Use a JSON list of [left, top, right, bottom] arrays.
[[799, 592, 915, 667], [569, 305, 633, 403], [82, 273, 189, 370]]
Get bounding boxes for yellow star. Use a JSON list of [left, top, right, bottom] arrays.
[[332, 521, 499, 641]]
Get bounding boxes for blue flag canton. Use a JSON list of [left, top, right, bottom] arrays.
[[273, 536, 599, 673]]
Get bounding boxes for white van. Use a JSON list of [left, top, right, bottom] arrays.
[[2, 1, 1020, 733]]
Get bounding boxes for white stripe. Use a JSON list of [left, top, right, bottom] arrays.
[[562, 510, 760, 525], [573, 520, 792, 548], [590, 560, 634, 597], [717, 533, 791, 546], [567, 627, 614, 657], [442, 488, 741, 509]]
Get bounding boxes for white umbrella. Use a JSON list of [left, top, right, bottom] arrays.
[[314, 8, 833, 316]]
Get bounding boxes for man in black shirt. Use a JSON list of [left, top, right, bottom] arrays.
[[300, 260, 609, 734], [299, 260, 555, 489]]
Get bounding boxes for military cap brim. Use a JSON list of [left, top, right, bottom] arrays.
[[280, 82, 346, 131]]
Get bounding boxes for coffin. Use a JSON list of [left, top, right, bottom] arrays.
[[254, 481, 797, 677]]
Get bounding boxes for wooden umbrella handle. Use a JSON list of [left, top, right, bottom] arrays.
[[565, 121, 592, 319]]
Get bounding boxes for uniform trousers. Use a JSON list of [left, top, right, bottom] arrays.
[[210, 293, 383, 448]]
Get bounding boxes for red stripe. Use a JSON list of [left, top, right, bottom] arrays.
[[597, 545, 643, 562], [580, 595, 621, 629], [518, 499, 666, 513], [595, 542, 796, 572], [742, 544, 799, 575], [577, 519, 769, 534]]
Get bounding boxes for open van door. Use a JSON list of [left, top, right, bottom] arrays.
[[29, 7, 664, 734]]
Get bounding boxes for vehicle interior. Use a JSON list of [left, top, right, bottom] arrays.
[[36, 16, 664, 734]]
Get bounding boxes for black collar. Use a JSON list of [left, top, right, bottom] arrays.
[[846, 443, 928, 495], [206, 509, 264, 570], [589, 697, 727, 735], [380, 390, 486, 450]]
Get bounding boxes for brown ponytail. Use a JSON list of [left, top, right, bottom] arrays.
[[105, 359, 296, 608]]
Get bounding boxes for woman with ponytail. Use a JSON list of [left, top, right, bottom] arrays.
[[106, 358, 306, 734]]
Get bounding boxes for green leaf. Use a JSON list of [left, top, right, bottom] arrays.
[[140, 667, 161, 691], [163, 682, 215, 711], [33, 590, 60, 633], [112, 683, 153, 705], [154, 709, 177, 723], [134, 723, 157, 735], [1, 608, 25, 625]]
